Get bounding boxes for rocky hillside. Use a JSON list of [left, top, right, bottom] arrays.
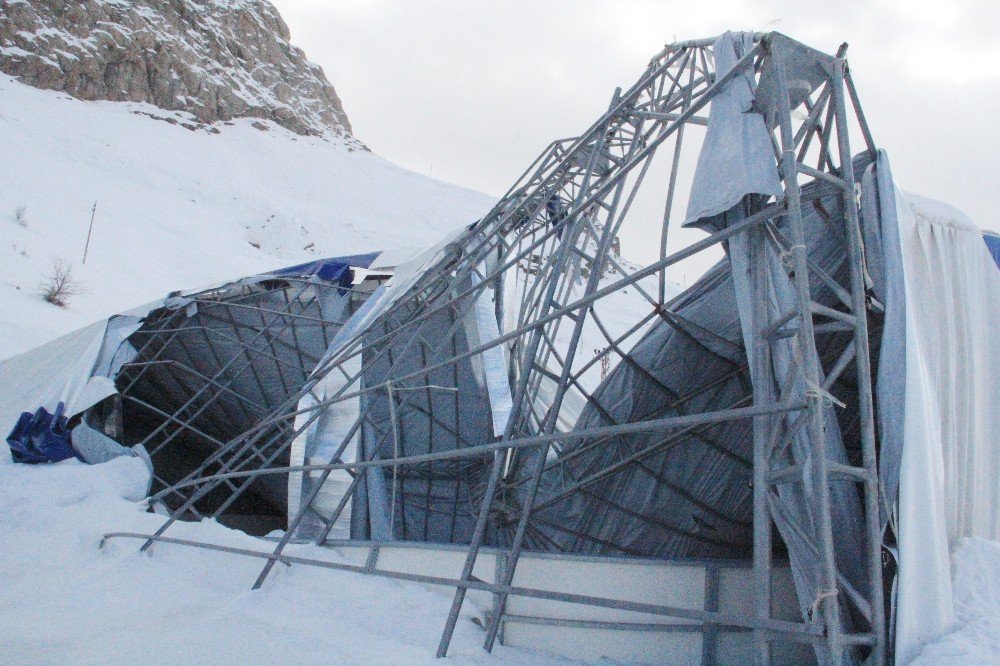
[[0, 0, 356, 140]]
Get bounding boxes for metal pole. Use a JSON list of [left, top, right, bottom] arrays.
[[771, 41, 843, 664], [749, 213, 775, 665], [82, 201, 96, 264], [658, 50, 696, 305], [832, 58, 886, 664]]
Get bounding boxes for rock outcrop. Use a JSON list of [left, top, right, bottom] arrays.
[[0, 0, 357, 140]]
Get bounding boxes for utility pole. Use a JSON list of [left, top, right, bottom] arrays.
[[83, 201, 97, 264]]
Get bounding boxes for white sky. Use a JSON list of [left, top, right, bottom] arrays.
[[271, 0, 1000, 274]]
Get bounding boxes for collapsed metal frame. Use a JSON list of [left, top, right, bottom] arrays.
[[105, 32, 887, 664], [112, 275, 360, 523]]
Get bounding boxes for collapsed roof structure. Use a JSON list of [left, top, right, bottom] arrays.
[[1, 251, 395, 529], [5, 31, 1000, 665]]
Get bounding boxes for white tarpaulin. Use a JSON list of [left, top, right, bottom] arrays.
[[0, 321, 109, 452], [684, 31, 783, 225], [890, 184, 1000, 663], [470, 272, 513, 437], [286, 354, 360, 539], [0, 298, 170, 457]]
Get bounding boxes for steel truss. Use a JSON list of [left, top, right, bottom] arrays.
[[104, 32, 887, 664]]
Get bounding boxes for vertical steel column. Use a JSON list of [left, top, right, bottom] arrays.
[[832, 58, 886, 663], [771, 42, 843, 664], [435, 450, 504, 657], [749, 214, 775, 664], [658, 48, 694, 305]]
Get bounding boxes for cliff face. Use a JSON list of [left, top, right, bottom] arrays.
[[0, 0, 357, 140]]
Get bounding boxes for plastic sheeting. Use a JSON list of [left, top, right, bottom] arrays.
[[471, 272, 513, 437], [287, 350, 364, 539], [862, 153, 907, 534], [336, 229, 469, 346], [535, 168, 872, 610], [0, 313, 148, 459], [984, 233, 1000, 270], [288, 235, 490, 541], [531, 260, 752, 557], [683, 31, 782, 225], [351, 272, 494, 543], [287, 283, 394, 536]]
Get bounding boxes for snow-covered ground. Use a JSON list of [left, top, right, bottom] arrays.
[[0, 73, 494, 360], [0, 457, 570, 665], [912, 539, 1000, 664]]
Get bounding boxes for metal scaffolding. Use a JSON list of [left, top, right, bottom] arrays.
[[104, 32, 888, 664], [111, 275, 368, 532]]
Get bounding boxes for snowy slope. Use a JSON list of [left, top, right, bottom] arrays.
[[0, 73, 494, 359]]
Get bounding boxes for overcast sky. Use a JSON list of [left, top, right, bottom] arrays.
[[271, 0, 999, 272]]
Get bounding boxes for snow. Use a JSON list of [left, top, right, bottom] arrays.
[[0, 45, 34, 58], [912, 539, 1000, 664], [0, 457, 570, 664], [0, 73, 494, 360]]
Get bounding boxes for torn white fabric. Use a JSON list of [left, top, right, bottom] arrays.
[[0, 302, 157, 449], [340, 228, 467, 344], [470, 272, 513, 437], [92, 316, 143, 378], [287, 353, 361, 538], [684, 31, 782, 225]]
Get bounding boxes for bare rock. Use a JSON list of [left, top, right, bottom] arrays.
[[0, 0, 361, 143]]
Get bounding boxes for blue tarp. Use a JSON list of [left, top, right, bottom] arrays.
[[271, 252, 381, 289], [6, 402, 78, 464], [984, 233, 1000, 270]]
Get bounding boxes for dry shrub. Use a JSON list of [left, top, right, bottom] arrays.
[[40, 259, 83, 307]]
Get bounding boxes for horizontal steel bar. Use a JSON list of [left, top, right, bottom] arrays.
[[797, 164, 850, 191], [499, 613, 829, 649], [809, 301, 856, 326], [102, 532, 822, 638], [500, 613, 701, 632], [160, 401, 806, 494], [629, 110, 709, 126]]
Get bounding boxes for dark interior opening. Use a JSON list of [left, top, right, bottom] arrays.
[[106, 275, 374, 535]]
